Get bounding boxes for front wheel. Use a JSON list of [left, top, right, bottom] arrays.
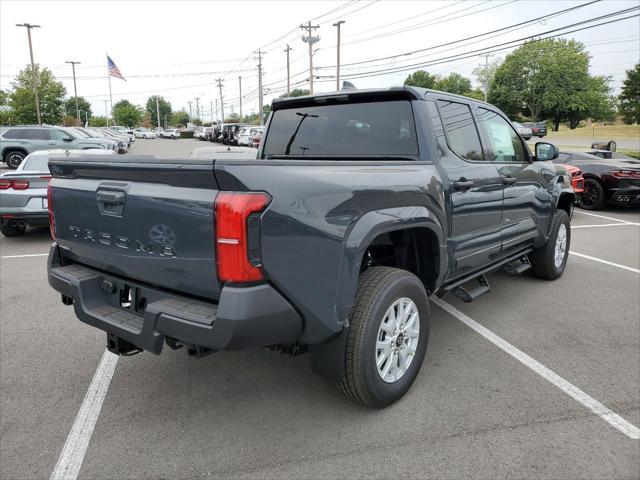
[[339, 267, 429, 408], [530, 209, 570, 280]]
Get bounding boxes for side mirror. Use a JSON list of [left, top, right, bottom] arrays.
[[63, 137, 74, 142], [535, 142, 558, 161]]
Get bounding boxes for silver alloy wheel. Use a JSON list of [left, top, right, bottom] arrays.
[[375, 297, 420, 383], [554, 223, 567, 268]]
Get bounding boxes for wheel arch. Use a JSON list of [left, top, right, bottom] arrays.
[[2, 147, 28, 162], [311, 208, 445, 383]]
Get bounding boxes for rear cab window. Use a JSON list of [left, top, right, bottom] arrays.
[[436, 100, 484, 161], [23, 154, 49, 171], [262, 100, 419, 158]]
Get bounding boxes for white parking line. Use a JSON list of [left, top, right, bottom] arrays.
[[572, 223, 639, 229], [570, 251, 640, 274], [574, 210, 638, 224], [1, 253, 48, 259], [50, 350, 119, 480], [432, 298, 640, 440]]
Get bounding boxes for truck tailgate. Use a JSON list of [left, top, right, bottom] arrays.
[[49, 156, 221, 300]]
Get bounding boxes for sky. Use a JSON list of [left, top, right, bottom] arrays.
[[1, 0, 638, 120]]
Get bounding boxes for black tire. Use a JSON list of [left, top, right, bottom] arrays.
[[538, 135, 544, 138], [0, 222, 27, 237], [530, 209, 570, 280], [4, 150, 26, 169], [339, 267, 430, 408], [576, 178, 605, 210]]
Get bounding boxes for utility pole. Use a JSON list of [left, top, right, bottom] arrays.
[[65, 61, 81, 125], [332, 21, 345, 90], [155, 96, 161, 129], [216, 78, 225, 127], [284, 44, 292, 95], [238, 76, 243, 121], [254, 49, 265, 125], [16, 23, 42, 124], [478, 53, 494, 102], [215, 99, 218, 124], [300, 21, 320, 94], [187, 101, 193, 122], [210, 101, 214, 125], [194, 97, 200, 121], [103, 99, 109, 126]]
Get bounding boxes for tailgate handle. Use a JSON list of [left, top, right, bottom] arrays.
[[97, 190, 126, 217], [97, 190, 126, 205]]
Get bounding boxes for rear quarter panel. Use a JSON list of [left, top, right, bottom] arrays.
[[215, 159, 446, 343]]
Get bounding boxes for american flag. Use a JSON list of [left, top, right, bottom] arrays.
[[107, 55, 126, 81]]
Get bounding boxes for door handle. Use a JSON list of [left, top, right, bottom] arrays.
[[502, 176, 517, 185], [453, 179, 474, 190]]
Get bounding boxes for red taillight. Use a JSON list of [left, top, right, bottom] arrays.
[[215, 191, 270, 283], [48, 179, 55, 240], [0, 179, 10, 190], [612, 170, 640, 178], [11, 179, 29, 190]]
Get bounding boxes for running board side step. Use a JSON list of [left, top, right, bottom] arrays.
[[452, 275, 490, 303], [503, 256, 531, 275]]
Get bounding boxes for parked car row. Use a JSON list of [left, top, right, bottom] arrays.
[[0, 125, 133, 169], [0, 149, 117, 236], [196, 123, 264, 147]]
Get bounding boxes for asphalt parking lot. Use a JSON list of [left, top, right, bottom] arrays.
[[1, 138, 638, 479]]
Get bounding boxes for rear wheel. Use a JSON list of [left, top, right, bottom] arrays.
[[530, 209, 570, 280], [576, 178, 605, 210], [0, 222, 27, 237], [339, 267, 429, 408], [4, 150, 26, 169]]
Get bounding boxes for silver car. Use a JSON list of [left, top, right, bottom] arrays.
[[0, 149, 117, 237]]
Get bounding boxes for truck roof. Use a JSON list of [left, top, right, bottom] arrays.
[[272, 85, 493, 110]]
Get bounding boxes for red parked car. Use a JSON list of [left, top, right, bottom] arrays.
[[557, 164, 584, 194]]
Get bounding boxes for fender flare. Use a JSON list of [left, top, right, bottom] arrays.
[[310, 206, 445, 382]]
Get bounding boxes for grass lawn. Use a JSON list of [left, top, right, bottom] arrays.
[[547, 124, 640, 139]]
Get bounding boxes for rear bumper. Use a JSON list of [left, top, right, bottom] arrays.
[[47, 244, 302, 355]]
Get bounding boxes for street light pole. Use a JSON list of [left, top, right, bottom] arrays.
[[16, 23, 42, 124], [238, 76, 243, 122], [103, 99, 109, 127], [332, 21, 345, 90], [155, 96, 161, 129], [65, 60, 81, 125]]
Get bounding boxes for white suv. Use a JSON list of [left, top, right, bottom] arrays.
[[160, 129, 180, 139]]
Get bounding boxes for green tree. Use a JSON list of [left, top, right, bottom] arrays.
[[112, 100, 143, 127], [404, 70, 438, 89], [9, 64, 66, 124], [225, 113, 241, 123], [564, 76, 616, 128], [145, 95, 172, 128], [463, 89, 485, 101], [0, 89, 9, 106], [434, 73, 472, 95], [64, 96, 92, 125], [242, 112, 260, 124], [489, 39, 612, 130], [279, 88, 310, 98], [171, 110, 189, 126], [88, 116, 108, 127], [619, 63, 639, 124]]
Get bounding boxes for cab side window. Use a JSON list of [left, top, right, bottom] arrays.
[[436, 100, 484, 161], [477, 108, 527, 163]]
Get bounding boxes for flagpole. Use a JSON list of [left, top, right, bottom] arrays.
[[107, 53, 113, 124]]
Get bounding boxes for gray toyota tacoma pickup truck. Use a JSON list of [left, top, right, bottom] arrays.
[[47, 87, 575, 407]]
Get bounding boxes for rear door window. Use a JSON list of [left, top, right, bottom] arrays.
[[436, 100, 484, 161], [23, 128, 48, 140], [23, 153, 49, 171], [263, 100, 418, 157]]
